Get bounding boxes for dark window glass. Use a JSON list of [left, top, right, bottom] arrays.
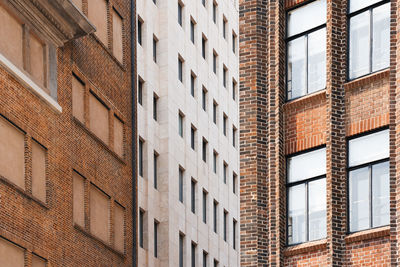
[[222, 18, 226, 39], [233, 219, 237, 249], [153, 37, 157, 63], [232, 126, 237, 147], [232, 32, 236, 53], [154, 152, 158, 189], [213, 201, 218, 233], [179, 168, 184, 203], [138, 19, 142, 45], [153, 95, 157, 120], [191, 20, 195, 43], [232, 79, 236, 100], [191, 243, 196, 267], [191, 73, 195, 97], [223, 163, 227, 184], [178, 3, 183, 26], [213, 53, 217, 74], [179, 234, 184, 267], [191, 126, 196, 150], [223, 67, 227, 87], [223, 115, 227, 136], [233, 173, 237, 194], [213, 151, 217, 173], [202, 89, 207, 111], [139, 210, 144, 248], [213, 102, 217, 124], [139, 139, 144, 177], [203, 190, 207, 223], [191, 180, 196, 213], [178, 57, 183, 82], [202, 139, 207, 162], [179, 113, 184, 137], [202, 36, 207, 59], [154, 220, 158, 258], [138, 79, 143, 105], [212, 2, 217, 23], [203, 251, 208, 267], [202, 0, 206, 7]]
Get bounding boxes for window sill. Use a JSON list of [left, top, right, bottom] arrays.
[[0, 174, 48, 209], [345, 226, 390, 244], [344, 69, 389, 91], [73, 117, 126, 165], [0, 53, 62, 113], [74, 224, 125, 257], [283, 239, 327, 257], [284, 89, 326, 110]]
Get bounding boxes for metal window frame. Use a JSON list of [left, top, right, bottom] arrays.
[[346, 0, 390, 81]]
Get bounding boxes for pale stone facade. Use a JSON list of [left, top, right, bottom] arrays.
[[137, 0, 239, 266]]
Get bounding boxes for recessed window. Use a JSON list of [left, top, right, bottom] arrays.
[[191, 125, 196, 150], [213, 150, 218, 174], [191, 179, 197, 213], [214, 259, 219, 267], [112, 9, 123, 62], [233, 219, 237, 250], [223, 66, 227, 88], [202, 87, 207, 111], [139, 139, 144, 177], [223, 210, 228, 241], [178, 56, 184, 82], [191, 242, 197, 267], [179, 233, 185, 267], [212, 2, 217, 23], [213, 200, 218, 233], [138, 78, 144, 105], [191, 72, 196, 97], [203, 251, 208, 267], [223, 162, 228, 184], [222, 17, 227, 39], [88, 0, 108, 44], [232, 126, 237, 147], [287, 147, 327, 245], [202, 138, 208, 162], [190, 19, 195, 43], [233, 172, 237, 194], [153, 0, 156, 5], [213, 101, 218, 124], [153, 151, 158, 189], [178, 112, 184, 137], [232, 31, 237, 53], [286, 0, 327, 100], [139, 209, 145, 248], [179, 167, 184, 203], [138, 18, 143, 45], [223, 114, 227, 136], [153, 36, 158, 63], [232, 78, 237, 101], [202, 35, 207, 59], [154, 220, 159, 258], [213, 51, 218, 74], [348, 129, 389, 232], [178, 2, 183, 26], [203, 190, 208, 223], [153, 94, 158, 121], [202, 0, 206, 7], [348, 0, 390, 80]]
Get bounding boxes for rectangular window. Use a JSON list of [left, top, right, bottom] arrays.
[[139, 139, 144, 177], [153, 0, 156, 4], [112, 9, 123, 62], [178, 57, 184, 82], [213, 52, 217, 74], [153, 94, 158, 121], [223, 210, 228, 241], [213, 200, 218, 233], [232, 79, 237, 101], [178, 2, 183, 26], [286, 0, 327, 100], [90, 185, 110, 243], [348, 129, 389, 232], [179, 113, 184, 137], [202, 36, 207, 59], [89, 93, 109, 144], [153, 36, 157, 63], [191, 72, 196, 97], [212, 2, 217, 23], [88, 0, 108, 44], [223, 66, 227, 88], [202, 88, 207, 111], [202, 138, 208, 162], [179, 168, 184, 203], [138, 18, 143, 45], [153, 152, 158, 189], [233, 219, 237, 250], [191, 126, 196, 150], [191, 179, 196, 213], [348, 0, 390, 79], [232, 126, 237, 147], [287, 147, 327, 245], [223, 163, 227, 184], [214, 259, 218, 267], [222, 17, 227, 39], [190, 19, 195, 43], [232, 31, 237, 53], [139, 210, 144, 248], [233, 172, 237, 194], [223, 114, 227, 136], [203, 190, 207, 223], [179, 233, 184, 267], [213, 102, 217, 124], [191, 242, 197, 267], [203, 251, 208, 267], [213, 151, 218, 174], [138, 79, 143, 105], [154, 220, 159, 258], [73, 172, 85, 227], [202, 0, 206, 7]]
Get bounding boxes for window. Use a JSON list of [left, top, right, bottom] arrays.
[[178, 57, 184, 82], [112, 9, 123, 62], [191, 179, 196, 213], [213, 51, 218, 74], [139, 209, 144, 248], [232, 31, 237, 53], [154, 151, 158, 189], [232, 78, 237, 101], [138, 78, 143, 105], [179, 233, 185, 267], [348, 129, 389, 232], [223, 210, 228, 241], [203, 251, 208, 267], [223, 66, 227, 88], [202, 0, 206, 7], [286, 0, 327, 100], [213, 151, 218, 174], [153, 94, 158, 121], [191, 242, 197, 267], [178, 2, 183, 26], [202, 35, 207, 59], [139, 139, 144, 177], [88, 0, 108, 44], [153, 36, 158, 63], [138, 18, 143, 45], [233, 219, 237, 250], [214, 259, 219, 267], [223, 162, 227, 184], [90, 185, 111, 243], [203, 190, 208, 223], [179, 168, 184, 203], [190, 19, 195, 43], [212, 2, 217, 23], [154, 220, 159, 258], [202, 87, 207, 111], [233, 172, 237, 194], [191, 125, 196, 150], [89, 93, 109, 144], [202, 138, 208, 162], [222, 17, 227, 39], [179, 112, 184, 137], [213, 101, 217, 124], [213, 200, 218, 233], [348, 0, 390, 79], [232, 126, 237, 147], [223, 114, 227, 136], [153, 0, 156, 4], [287, 147, 327, 245], [191, 72, 196, 97]]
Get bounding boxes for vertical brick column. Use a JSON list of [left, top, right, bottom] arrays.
[[239, 0, 269, 265], [326, 0, 347, 265]]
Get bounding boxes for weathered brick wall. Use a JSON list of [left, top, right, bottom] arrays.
[[0, 0, 136, 266], [346, 237, 391, 266]]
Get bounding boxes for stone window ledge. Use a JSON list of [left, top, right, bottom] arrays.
[[345, 69, 390, 91], [0, 53, 62, 113], [283, 239, 327, 257], [345, 226, 390, 244]]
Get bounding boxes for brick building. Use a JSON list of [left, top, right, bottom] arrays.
[[0, 0, 137, 266], [240, 0, 398, 266]]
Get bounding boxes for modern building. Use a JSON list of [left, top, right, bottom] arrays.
[[0, 0, 136, 266], [137, 0, 239, 266], [240, 0, 398, 266]]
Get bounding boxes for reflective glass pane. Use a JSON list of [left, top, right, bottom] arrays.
[[372, 3, 390, 72], [349, 0, 383, 13], [288, 184, 306, 244], [288, 148, 326, 183], [372, 161, 390, 227], [349, 167, 370, 232], [287, 36, 306, 100], [349, 11, 370, 79], [308, 28, 326, 93], [287, 0, 327, 37], [349, 130, 389, 167], [308, 178, 327, 241]]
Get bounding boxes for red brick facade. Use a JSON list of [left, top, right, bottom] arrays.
[[0, 0, 136, 266], [240, 0, 398, 266]]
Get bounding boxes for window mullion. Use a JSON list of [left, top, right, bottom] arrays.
[[305, 182, 309, 242], [369, 164, 373, 228]]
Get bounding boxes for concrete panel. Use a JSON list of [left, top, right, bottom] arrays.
[[114, 202, 125, 252], [0, 116, 25, 189], [73, 172, 85, 227], [88, 0, 108, 45], [89, 93, 109, 144], [0, 5, 23, 68], [29, 33, 45, 90], [32, 141, 46, 202], [113, 116, 124, 157], [90, 185, 110, 243], [0, 237, 24, 267], [72, 75, 85, 122], [112, 10, 123, 62]]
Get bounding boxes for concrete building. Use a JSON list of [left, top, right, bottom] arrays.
[[240, 0, 399, 266], [0, 0, 136, 266], [137, 0, 239, 266]]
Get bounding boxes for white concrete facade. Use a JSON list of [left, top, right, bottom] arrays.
[[137, 0, 239, 266]]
